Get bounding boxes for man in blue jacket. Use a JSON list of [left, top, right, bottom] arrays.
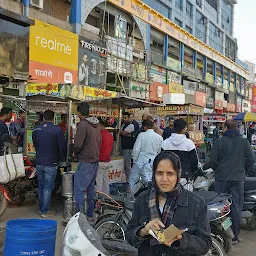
[[33, 110, 66, 217]]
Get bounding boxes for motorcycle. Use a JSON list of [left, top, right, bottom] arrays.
[[60, 212, 137, 256], [195, 167, 256, 231], [0, 156, 62, 216], [94, 187, 228, 256]]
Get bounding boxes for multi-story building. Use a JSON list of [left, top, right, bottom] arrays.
[[0, 0, 251, 114]]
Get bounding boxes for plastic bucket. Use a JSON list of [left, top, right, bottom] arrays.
[[4, 219, 57, 256]]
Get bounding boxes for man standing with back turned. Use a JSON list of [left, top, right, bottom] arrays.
[[207, 120, 254, 244], [74, 102, 101, 223], [33, 110, 66, 217]]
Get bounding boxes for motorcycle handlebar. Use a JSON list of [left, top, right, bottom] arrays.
[[102, 239, 138, 254]]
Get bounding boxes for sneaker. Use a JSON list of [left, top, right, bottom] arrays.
[[232, 238, 242, 245], [40, 209, 57, 218]]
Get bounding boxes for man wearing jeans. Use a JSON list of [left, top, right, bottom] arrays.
[[120, 112, 135, 181], [129, 119, 163, 194], [74, 103, 101, 223], [33, 110, 66, 218]]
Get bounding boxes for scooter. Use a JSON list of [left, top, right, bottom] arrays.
[[60, 212, 137, 256]]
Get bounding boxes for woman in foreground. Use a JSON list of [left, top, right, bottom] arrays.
[[126, 151, 211, 256]]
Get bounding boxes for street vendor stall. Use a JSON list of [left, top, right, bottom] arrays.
[[150, 104, 205, 146]]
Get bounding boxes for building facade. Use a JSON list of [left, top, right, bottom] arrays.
[[0, 0, 251, 113]]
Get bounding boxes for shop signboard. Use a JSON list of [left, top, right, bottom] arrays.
[[169, 82, 183, 93], [115, 15, 127, 41], [215, 100, 223, 110], [132, 63, 147, 80], [223, 79, 229, 93], [236, 96, 242, 113], [204, 115, 226, 121], [0, 19, 30, 79], [168, 71, 182, 84], [155, 104, 203, 115], [163, 93, 185, 105], [84, 86, 118, 99], [230, 82, 235, 93], [107, 56, 132, 75], [251, 86, 256, 112], [29, 20, 78, 84], [205, 73, 214, 85], [108, 158, 124, 184], [183, 80, 196, 95], [129, 81, 149, 100], [26, 83, 59, 96], [26, 130, 36, 157], [216, 77, 222, 88], [58, 84, 84, 100], [166, 57, 181, 72], [150, 68, 167, 84], [150, 82, 168, 102], [106, 36, 133, 61], [197, 83, 206, 93], [78, 37, 107, 87], [182, 66, 202, 80], [195, 91, 206, 107]]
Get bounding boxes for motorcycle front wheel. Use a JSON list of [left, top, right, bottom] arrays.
[[95, 216, 126, 241], [209, 237, 227, 256]]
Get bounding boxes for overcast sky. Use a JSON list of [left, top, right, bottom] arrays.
[[234, 0, 256, 63]]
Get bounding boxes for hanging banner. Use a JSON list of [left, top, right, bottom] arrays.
[[78, 37, 107, 87], [84, 86, 119, 99], [115, 15, 127, 41], [167, 57, 181, 72], [26, 130, 36, 157], [29, 20, 78, 84]]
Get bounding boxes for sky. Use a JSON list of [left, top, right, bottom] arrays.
[[234, 0, 256, 63]]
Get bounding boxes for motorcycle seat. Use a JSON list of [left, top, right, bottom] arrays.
[[196, 191, 230, 204], [124, 198, 135, 210], [244, 176, 256, 191]]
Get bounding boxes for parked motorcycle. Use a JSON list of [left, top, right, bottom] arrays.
[[195, 167, 256, 231], [0, 156, 62, 216], [60, 212, 137, 256], [94, 188, 228, 256]]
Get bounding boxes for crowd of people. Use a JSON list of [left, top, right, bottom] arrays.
[[0, 104, 255, 254]]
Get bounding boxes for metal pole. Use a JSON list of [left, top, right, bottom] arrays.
[[24, 101, 29, 156], [66, 99, 72, 161], [115, 108, 122, 156]]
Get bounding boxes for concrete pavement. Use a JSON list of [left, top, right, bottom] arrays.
[[0, 195, 255, 256]]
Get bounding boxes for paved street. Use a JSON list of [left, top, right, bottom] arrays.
[[0, 195, 255, 256]]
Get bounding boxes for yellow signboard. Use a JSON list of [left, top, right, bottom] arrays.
[[84, 86, 119, 98], [108, 0, 248, 79], [26, 83, 59, 96], [30, 20, 78, 71], [169, 82, 183, 93]]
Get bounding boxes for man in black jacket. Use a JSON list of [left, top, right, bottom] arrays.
[[208, 120, 254, 244]]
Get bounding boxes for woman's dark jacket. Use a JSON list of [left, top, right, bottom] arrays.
[[126, 187, 211, 256]]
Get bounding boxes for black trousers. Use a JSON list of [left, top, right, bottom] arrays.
[[213, 180, 244, 240]]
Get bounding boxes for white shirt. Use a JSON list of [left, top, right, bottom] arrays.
[[133, 129, 163, 169], [121, 123, 134, 133]]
